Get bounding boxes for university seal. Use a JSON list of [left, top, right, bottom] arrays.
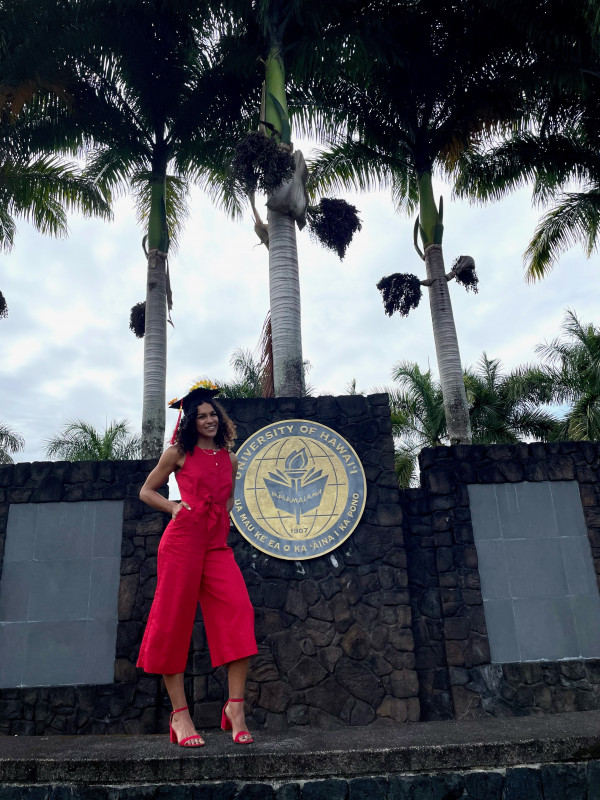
[[231, 420, 367, 560]]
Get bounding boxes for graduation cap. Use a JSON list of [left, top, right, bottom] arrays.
[[168, 381, 220, 444]]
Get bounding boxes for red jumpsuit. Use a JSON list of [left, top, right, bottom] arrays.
[[137, 447, 257, 674]]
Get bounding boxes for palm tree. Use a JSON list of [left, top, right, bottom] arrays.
[[2, 0, 257, 458], [456, 124, 600, 282], [385, 353, 558, 486], [464, 354, 557, 444], [222, 0, 367, 397], [45, 419, 141, 461], [0, 422, 25, 464], [537, 310, 600, 441], [0, 116, 109, 323], [453, 0, 599, 280], [0, 2, 111, 253], [208, 348, 267, 399], [379, 361, 447, 488], [305, 0, 536, 443], [0, 126, 111, 254], [79, 1, 259, 458]]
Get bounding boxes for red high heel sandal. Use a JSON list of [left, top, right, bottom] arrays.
[[169, 705, 205, 747], [221, 698, 254, 744]]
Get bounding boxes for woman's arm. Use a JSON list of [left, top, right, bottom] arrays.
[[139, 446, 190, 518], [227, 451, 238, 513]]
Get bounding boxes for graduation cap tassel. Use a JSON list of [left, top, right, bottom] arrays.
[[170, 401, 183, 445]]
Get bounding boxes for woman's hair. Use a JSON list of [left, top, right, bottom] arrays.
[[175, 398, 236, 454]]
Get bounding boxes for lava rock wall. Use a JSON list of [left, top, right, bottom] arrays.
[[404, 441, 600, 721], [0, 394, 418, 734]]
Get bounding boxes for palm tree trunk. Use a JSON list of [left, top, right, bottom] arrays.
[[262, 36, 304, 397], [417, 170, 471, 444], [424, 243, 472, 444], [268, 206, 304, 396], [141, 168, 169, 459]]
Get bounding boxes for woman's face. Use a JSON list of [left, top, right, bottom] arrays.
[[195, 402, 219, 440]]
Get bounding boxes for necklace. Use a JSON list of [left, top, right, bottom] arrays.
[[198, 446, 220, 464]]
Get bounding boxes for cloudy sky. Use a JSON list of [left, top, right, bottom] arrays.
[[1, 146, 597, 467]]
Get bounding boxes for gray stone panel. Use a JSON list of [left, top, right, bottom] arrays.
[[560, 537, 597, 597], [506, 539, 568, 599], [22, 620, 88, 686], [0, 622, 27, 687], [473, 540, 510, 599], [467, 484, 502, 541], [468, 481, 600, 663], [514, 597, 580, 662], [0, 560, 30, 621], [0, 500, 124, 688], [482, 599, 520, 663], [552, 481, 588, 537], [4, 504, 38, 562], [93, 502, 125, 557], [495, 482, 558, 540], [34, 502, 95, 561], [28, 559, 92, 622], [84, 618, 118, 684], [89, 558, 121, 618], [571, 594, 600, 658]]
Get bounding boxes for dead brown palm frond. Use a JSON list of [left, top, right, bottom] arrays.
[[0, 80, 71, 121], [258, 311, 274, 398]]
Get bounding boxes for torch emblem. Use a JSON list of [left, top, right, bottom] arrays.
[[231, 419, 366, 560], [263, 448, 328, 524]]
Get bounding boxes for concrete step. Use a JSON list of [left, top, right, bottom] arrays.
[[2, 711, 600, 798]]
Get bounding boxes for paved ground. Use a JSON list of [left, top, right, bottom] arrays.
[[2, 710, 600, 785]]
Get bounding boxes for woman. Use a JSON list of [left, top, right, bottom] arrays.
[[137, 382, 257, 746]]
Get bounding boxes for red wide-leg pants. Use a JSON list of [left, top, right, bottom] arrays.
[[137, 497, 257, 674]]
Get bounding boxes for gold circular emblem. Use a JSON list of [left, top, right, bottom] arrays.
[[231, 419, 366, 560]]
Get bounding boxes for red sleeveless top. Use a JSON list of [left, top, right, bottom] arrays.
[[175, 446, 232, 507]]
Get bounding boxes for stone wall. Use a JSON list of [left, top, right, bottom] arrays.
[[2, 762, 599, 800], [185, 395, 418, 731], [403, 441, 600, 721], [0, 394, 419, 734], [0, 459, 167, 735], [3, 409, 600, 736]]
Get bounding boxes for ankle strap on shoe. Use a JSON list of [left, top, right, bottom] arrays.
[[228, 698, 244, 702], [172, 705, 188, 714]]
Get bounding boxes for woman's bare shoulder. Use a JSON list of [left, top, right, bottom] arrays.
[[158, 445, 186, 471], [228, 450, 238, 467], [162, 445, 182, 464]]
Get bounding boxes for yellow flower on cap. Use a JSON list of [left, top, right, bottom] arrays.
[[189, 379, 219, 391]]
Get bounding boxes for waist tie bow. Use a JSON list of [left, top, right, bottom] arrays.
[[185, 494, 227, 525]]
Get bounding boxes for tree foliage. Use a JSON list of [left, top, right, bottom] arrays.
[[537, 310, 600, 440], [453, 0, 600, 279], [376, 362, 447, 487], [44, 419, 141, 461], [464, 354, 556, 444], [0, 421, 25, 464], [384, 349, 563, 487]]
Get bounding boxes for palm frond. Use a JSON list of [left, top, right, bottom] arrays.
[[44, 418, 140, 461], [308, 141, 398, 204], [525, 188, 600, 280], [0, 421, 25, 464], [454, 131, 596, 205], [0, 154, 111, 250], [131, 171, 190, 252]]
